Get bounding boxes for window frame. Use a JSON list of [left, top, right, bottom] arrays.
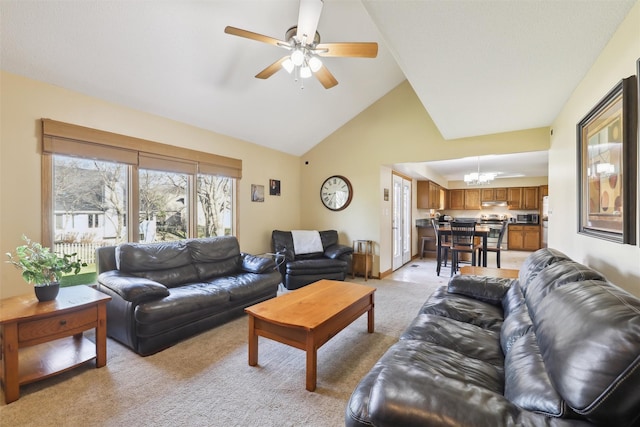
[[41, 119, 241, 247]]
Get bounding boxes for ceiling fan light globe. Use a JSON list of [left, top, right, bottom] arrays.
[[282, 58, 294, 73], [308, 56, 322, 72], [300, 66, 312, 79], [291, 49, 305, 66]]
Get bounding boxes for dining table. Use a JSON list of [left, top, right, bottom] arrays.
[[436, 224, 490, 274]]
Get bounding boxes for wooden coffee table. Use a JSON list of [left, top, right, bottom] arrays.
[[460, 266, 519, 279], [245, 279, 375, 391]]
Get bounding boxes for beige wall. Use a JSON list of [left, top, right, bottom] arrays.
[[548, 1, 640, 295], [301, 80, 550, 277], [0, 71, 301, 298]]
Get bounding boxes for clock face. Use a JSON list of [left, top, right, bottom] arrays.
[[320, 175, 353, 211]]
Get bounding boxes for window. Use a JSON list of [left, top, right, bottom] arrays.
[[197, 174, 234, 237], [53, 155, 128, 244], [42, 119, 242, 286], [139, 169, 188, 243]]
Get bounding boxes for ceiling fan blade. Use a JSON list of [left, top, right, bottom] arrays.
[[224, 26, 285, 47], [315, 65, 338, 89], [255, 57, 288, 79], [315, 42, 378, 58], [296, 0, 323, 44]]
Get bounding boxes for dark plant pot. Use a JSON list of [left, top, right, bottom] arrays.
[[34, 283, 60, 302]]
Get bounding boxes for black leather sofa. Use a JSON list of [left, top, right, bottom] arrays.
[[96, 236, 281, 356], [346, 248, 640, 426], [271, 229, 353, 290]]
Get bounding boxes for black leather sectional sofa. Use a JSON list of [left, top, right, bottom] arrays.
[[345, 248, 640, 426], [96, 236, 281, 356]]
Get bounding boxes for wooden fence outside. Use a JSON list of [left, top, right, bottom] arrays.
[[54, 242, 110, 265]]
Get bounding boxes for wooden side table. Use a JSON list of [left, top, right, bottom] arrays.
[[0, 285, 111, 403], [351, 240, 373, 281], [459, 266, 519, 279]]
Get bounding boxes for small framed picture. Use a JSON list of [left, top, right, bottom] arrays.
[[269, 179, 281, 196], [251, 184, 264, 202]]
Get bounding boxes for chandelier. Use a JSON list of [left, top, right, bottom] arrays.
[[464, 157, 497, 185]]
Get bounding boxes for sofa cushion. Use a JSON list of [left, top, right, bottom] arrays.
[[447, 274, 513, 305], [517, 248, 571, 294], [500, 301, 533, 355], [241, 254, 276, 274], [502, 281, 526, 317], [534, 280, 640, 425], [285, 258, 348, 275], [363, 340, 508, 427], [324, 244, 353, 259], [504, 332, 572, 418], [208, 272, 281, 301], [420, 287, 504, 333], [188, 237, 241, 281], [400, 314, 503, 367], [98, 270, 169, 303], [115, 241, 199, 287], [525, 260, 606, 314], [135, 282, 230, 336]]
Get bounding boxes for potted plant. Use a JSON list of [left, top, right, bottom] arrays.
[[6, 235, 87, 302]]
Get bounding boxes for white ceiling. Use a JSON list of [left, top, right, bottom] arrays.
[[1, 0, 636, 177], [394, 151, 550, 183]]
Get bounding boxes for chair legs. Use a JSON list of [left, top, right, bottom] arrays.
[[436, 247, 450, 276], [450, 250, 475, 276]]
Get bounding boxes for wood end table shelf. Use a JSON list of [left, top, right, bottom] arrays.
[[351, 240, 373, 281], [0, 285, 111, 403]]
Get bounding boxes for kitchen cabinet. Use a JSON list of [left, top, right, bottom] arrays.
[[464, 189, 481, 210], [417, 181, 429, 209], [417, 180, 445, 210], [507, 187, 522, 208], [495, 188, 508, 201], [449, 189, 465, 210], [440, 187, 448, 210], [481, 188, 495, 201], [522, 187, 539, 209], [508, 224, 540, 251]]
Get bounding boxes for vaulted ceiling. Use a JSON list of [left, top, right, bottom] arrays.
[[1, 0, 636, 179]]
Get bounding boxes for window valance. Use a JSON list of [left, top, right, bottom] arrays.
[[41, 119, 242, 178]]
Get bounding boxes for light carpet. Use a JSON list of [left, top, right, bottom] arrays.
[[0, 275, 448, 427]]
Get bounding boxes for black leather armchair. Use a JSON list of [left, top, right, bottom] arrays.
[[271, 230, 353, 290]]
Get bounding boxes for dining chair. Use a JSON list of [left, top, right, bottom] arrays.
[[476, 221, 508, 268], [432, 218, 450, 276], [449, 221, 479, 276]]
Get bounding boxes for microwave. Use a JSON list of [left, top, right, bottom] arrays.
[[516, 214, 539, 224]]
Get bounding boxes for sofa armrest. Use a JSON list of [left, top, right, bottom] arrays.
[[324, 244, 353, 259], [241, 253, 276, 273], [447, 274, 513, 305], [98, 270, 169, 303]]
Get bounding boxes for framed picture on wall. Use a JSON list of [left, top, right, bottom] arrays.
[[251, 184, 264, 202], [269, 179, 281, 196], [577, 75, 637, 244]]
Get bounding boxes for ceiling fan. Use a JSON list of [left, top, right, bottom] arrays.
[[224, 0, 378, 89]]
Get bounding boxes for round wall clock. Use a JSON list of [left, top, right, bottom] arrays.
[[320, 175, 353, 211]]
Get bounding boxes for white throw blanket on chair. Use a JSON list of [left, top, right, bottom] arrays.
[[291, 230, 324, 255]]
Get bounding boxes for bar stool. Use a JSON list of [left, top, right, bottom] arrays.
[[419, 236, 435, 259]]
